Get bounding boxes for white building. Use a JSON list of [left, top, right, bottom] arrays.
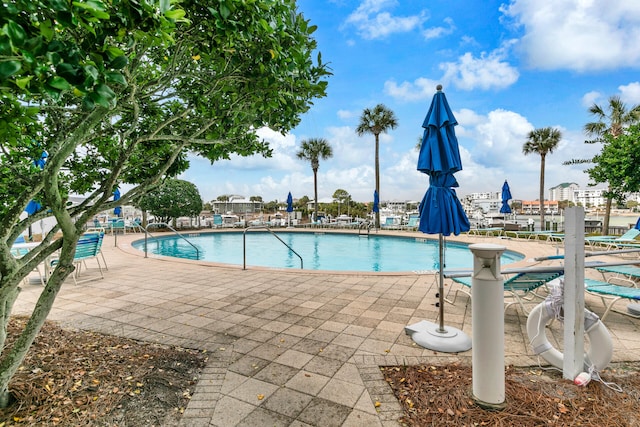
[[549, 183, 579, 202], [573, 188, 606, 208]]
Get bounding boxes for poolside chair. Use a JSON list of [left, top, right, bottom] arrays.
[[50, 232, 105, 284], [585, 277, 640, 321], [586, 228, 640, 250], [595, 264, 640, 281], [447, 270, 561, 314]]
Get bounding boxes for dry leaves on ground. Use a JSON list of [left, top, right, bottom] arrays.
[[382, 363, 640, 426], [0, 317, 207, 426]]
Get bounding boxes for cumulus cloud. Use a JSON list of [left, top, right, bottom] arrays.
[[501, 0, 640, 71], [440, 44, 519, 91], [581, 91, 602, 108], [383, 77, 440, 102], [619, 82, 640, 104], [344, 0, 428, 39], [423, 17, 455, 40]]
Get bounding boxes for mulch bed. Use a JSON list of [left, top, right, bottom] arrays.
[[0, 317, 207, 426], [382, 363, 640, 426]]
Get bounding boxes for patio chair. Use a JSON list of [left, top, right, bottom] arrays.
[[586, 228, 640, 250], [447, 270, 562, 314], [50, 232, 105, 284], [585, 277, 640, 321]]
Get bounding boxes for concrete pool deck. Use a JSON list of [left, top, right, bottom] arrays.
[[12, 230, 640, 426]]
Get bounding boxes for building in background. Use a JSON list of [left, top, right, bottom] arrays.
[[549, 183, 579, 202]]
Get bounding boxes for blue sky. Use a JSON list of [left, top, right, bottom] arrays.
[[180, 0, 640, 205]]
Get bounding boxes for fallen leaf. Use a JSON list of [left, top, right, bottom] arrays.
[[257, 394, 265, 400]]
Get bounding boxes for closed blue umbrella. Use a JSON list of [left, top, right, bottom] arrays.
[[286, 192, 293, 213], [113, 187, 122, 217], [500, 180, 512, 214], [286, 192, 293, 227], [373, 190, 379, 213], [635, 216, 640, 230], [24, 151, 47, 238], [407, 85, 471, 353]]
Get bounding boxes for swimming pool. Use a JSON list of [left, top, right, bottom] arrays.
[[132, 231, 524, 273]]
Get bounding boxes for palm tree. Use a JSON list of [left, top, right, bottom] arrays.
[[523, 127, 562, 231], [296, 138, 333, 223], [584, 96, 640, 234], [356, 104, 398, 227]]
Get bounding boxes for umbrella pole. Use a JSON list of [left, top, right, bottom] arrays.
[[438, 233, 446, 332]]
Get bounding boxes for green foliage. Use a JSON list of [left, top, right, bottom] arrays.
[[587, 125, 640, 202], [0, 0, 329, 406], [136, 179, 202, 223]]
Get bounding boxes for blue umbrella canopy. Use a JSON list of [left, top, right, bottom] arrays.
[[286, 192, 293, 213], [24, 151, 48, 216], [373, 190, 379, 213], [113, 187, 122, 217], [417, 87, 470, 236], [635, 217, 640, 230], [500, 180, 512, 214]]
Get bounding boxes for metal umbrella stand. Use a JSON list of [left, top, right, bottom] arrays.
[[405, 85, 472, 353]]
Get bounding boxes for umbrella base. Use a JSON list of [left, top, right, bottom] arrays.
[[405, 320, 471, 353]]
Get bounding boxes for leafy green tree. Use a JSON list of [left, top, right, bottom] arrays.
[[586, 124, 640, 213], [137, 179, 202, 225], [332, 189, 350, 216], [523, 127, 562, 230], [356, 104, 398, 228], [0, 0, 328, 406], [296, 138, 333, 222], [217, 195, 230, 202], [249, 196, 263, 202], [583, 97, 640, 234]]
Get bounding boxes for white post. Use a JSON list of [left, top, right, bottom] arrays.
[[563, 207, 585, 380], [470, 243, 506, 408]]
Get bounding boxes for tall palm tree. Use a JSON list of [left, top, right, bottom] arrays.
[[523, 127, 562, 231], [296, 138, 333, 223], [584, 96, 640, 234], [356, 104, 398, 227]]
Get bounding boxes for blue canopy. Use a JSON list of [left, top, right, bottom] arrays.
[[500, 180, 512, 214], [286, 192, 293, 213], [373, 190, 379, 213], [113, 187, 122, 217], [24, 151, 48, 216], [417, 87, 469, 236], [635, 216, 640, 230]]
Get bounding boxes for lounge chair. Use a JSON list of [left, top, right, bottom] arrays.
[[585, 277, 640, 321], [467, 227, 503, 237], [51, 232, 105, 284], [595, 264, 640, 281], [447, 270, 561, 314], [586, 228, 640, 249]]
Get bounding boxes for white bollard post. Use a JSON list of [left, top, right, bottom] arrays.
[[469, 243, 506, 408]]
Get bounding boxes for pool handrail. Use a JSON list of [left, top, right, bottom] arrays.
[[142, 222, 200, 259], [243, 225, 303, 270]]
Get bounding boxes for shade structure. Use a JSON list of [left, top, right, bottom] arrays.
[[113, 187, 122, 217], [406, 85, 471, 353], [500, 180, 512, 214]]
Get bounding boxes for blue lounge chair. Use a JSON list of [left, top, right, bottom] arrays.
[[586, 228, 640, 249], [51, 232, 105, 284], [447, 270, 562, 314], [585, 277, 640, 321]]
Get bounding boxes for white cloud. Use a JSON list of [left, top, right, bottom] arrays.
[[440, 45, 519, 91], [344, 0, 428, 39], [619, 82, 640, 104], [501, 0, 640, 71], [581, 91, 602, 108], [383, 77, 440, 102], [423, 17, 455, 40], [337, 109, 358, 120]]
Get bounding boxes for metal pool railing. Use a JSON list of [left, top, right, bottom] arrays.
[[142, 222, 200, 260], [243, 226, 303, 269]]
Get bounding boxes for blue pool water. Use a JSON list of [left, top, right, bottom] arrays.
[[132, 231, 524, 273]]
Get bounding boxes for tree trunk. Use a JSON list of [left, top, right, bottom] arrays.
[[603, 195, 612, 235], [374, 133, 380, 228], [539, 155, 546, 231], [313, 168, 318, 223]]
